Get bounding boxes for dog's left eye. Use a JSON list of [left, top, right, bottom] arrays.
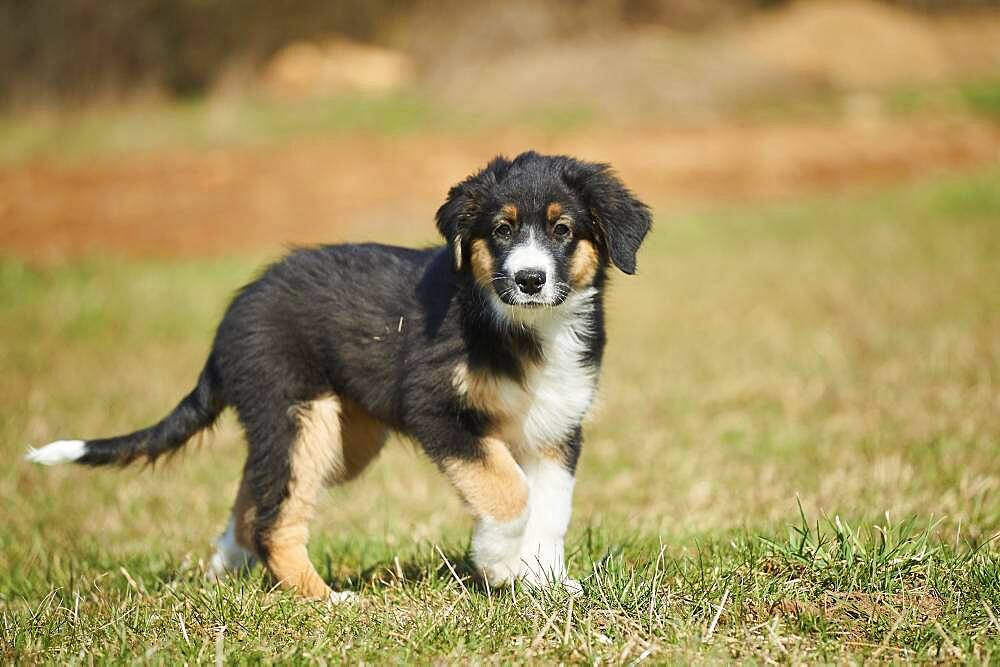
[[493, 222, 513, 239], [553, 222, 572, 239]]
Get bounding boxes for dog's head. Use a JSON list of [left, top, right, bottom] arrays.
[[436, 152, 652, 308]]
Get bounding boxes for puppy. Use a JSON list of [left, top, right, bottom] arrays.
[[27, 151, 652, 601]]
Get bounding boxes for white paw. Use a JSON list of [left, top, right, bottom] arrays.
[[205, 553, 229, 583], [206, 549, 256, 582], [328, 590, 359, 604], [561, 577, 584, 597], [206, 519, 256, 582], [472, 515, 529, 588], [479, 558, 522, 588]]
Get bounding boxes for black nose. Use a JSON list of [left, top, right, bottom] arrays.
[[514, 269, 546, 295]]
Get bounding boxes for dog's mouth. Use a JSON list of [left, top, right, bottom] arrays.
[[500, 296, 548, 308]]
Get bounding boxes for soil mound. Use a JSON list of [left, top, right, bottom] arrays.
[[742, 0, 1000, 88]]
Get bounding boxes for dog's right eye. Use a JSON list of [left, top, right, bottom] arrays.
[[493, 222, 513, 239]]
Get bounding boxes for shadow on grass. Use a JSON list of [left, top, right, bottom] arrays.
[[352, 548, 489, 594], [109, 545, 481, 599]]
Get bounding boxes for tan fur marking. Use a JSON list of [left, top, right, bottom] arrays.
[[267, 540, 329, 599], [569, 239, 600, 287], [338, 400, 387, 482], [469, 238, 495, 289], [452, 361, 524, 419], [452, 362, 560, 450], [537, 445, 575, 472], [265, 396, 344, 599], [501, 203, 518, 221], [546, 202, 563, 222], [443, 438, 528, 522], [539, 446, 568, 462]]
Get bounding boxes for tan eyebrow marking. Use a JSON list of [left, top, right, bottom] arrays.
[[500, 204, 518, 221], [546, 202, 563, 222]]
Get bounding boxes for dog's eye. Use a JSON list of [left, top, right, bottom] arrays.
[[552, 222, 572, 239], [493, 222, 513, 239]]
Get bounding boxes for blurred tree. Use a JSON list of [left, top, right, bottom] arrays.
[[1, 0, 998, 108], [0, 0, 412, 107]]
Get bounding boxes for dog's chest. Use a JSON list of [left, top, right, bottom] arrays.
[[514, 324, 597, 449], [458, 313, 598, 450]]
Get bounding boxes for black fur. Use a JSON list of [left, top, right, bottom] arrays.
[[555, 156, 652, 274]]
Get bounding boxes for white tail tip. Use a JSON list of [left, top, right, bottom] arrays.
[[25, 439, 87, 465]]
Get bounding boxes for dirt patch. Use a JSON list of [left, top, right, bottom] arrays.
[[260, 39, 414, 100], [1, 118, 999, 261], [408, 1, 1000, 120], [742, 0, 1000, 89], [418, 25, 793, 121]]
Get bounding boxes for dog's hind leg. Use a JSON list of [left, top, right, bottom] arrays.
[[220, 394, 385, 600], [207, 467, 258, 581], [244, 393, 392, 601], [238, 394, 348, 600]]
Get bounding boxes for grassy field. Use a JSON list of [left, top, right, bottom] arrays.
[[0, 92, 599, 165], [2, 168, 999, 662], [2, 77, 999, 165]]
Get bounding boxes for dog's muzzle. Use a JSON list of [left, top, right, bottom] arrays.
[[514, 269, 546, 296]]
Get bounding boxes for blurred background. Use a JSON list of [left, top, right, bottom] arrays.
[[2, 0, 1000, 257]]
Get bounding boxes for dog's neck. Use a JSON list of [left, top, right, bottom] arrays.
[[456, 276, 602, 379]]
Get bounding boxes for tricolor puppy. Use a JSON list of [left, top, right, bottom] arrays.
[[27, 151, 652, 601]]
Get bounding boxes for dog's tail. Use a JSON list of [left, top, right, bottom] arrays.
[[25, 354, 226, 467]]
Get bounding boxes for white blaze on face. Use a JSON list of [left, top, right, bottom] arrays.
[[503, 229, 556, 303]]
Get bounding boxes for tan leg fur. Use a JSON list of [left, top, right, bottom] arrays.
[[247, 395, 386, 599]]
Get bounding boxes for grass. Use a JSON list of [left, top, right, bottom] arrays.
[[3, 76, 999, 166], [2, 168, 999, 662], [731, 77, 1000, 126], [886, 78, 1000, 121], [0, 93, 435, 164]]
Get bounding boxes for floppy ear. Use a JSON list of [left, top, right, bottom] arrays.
[[435, 156, 511, 271], [560, 159, 652, 275]]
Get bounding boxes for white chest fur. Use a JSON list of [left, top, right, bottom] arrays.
[[457, 289, 599, 452]]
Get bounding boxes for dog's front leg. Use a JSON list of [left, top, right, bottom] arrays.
[[516, 432, 581, 594], [441, 436, 529, 587]]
